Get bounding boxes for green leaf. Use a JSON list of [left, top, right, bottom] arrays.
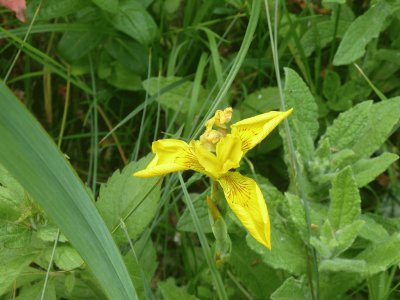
[[158, 278, 198, 300], [112, 0, 157, 45], [301, 20, 350, 57], [328, 167, 360, 230], [26, 0, 92, 20], [92, 0, 119, 13], [320, 100, 372, 153], [142, 76, 207, 114], [352, 152, 398, 187], [319, 258, 367, 273], [229, 237, 281, 299], [246, 224, 307, 275], [352, 97, 400, 159], [358, 215, 389, 243], [356, 233, 400, 275], [271, 277, 311, 300], [96, 156, 161, 244], [324, 220, 365, 255], [239, 87, 281, 118], [58, 31, 104, 62], [283, 68, 319, 140], [286, 193, 307, 241], [0, 81, 137, 299], [15, 279, 56, 300], [53, 245, 84, 271], [322, 70, 341, 101], [0, 248, 38, 295], [177, 193, 212, 233], [333, 1, 397, 65]]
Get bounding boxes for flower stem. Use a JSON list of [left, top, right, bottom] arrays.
[[178, 173, 228, 300]]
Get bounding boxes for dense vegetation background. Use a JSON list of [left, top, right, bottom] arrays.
[[0, 0, 400, 299]]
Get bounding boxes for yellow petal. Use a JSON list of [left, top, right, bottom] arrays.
[[194, 135, 243, 179], [133, 139, 204, 177], [218, 172, 271, 249], [215, 134, 243, 174], [193, 141, 222, 179], [231, 109, 293, 153]]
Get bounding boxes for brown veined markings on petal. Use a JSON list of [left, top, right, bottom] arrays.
[[218, 172, 254, 207], [233, 126, 262, 151], [174, 146, 206, 173]]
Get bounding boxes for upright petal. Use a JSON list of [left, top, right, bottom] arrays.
[[217, 172, 271, 249], [215, 134, 243, 174], [134, 139, 204, 177], [231, 109, 293, 153]]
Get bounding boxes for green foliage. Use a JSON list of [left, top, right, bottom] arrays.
[[1, 0, 400, 298]]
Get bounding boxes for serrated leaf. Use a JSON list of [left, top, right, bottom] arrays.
[[229, 237, 281, 299], [328, 167, 360, 230], [92, 0, 118, 13], [96, 156, 161, 244], [177, 193, 212, 233], [158, 278, 198, 300], [352, 97, 400, 159], [283, 68, 319, 140], [319, 258, 367, 273], [0, 248, 38, 295], [320, 100, 372, 152], [112, 0, 157, 45], [352, 152, 398, 187], [271, 277, 310, 300], [333, 1, 396, 65]]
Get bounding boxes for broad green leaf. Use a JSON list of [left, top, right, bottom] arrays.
[[105, 62, 143, 91], [333, 1, 397, 65], [283, 68, 319, 140], [286, 193, 307, 241], [142, 76, 207, 114], [96, 156, 161, 244], [357, 233, 400, 275], [15, 280, 56, 300], [112, 0, 157, 45], [301, 20, 350, 57], [53, 245, 84, 271], [322, 0, 345, 3], [320, 100, 372, 152], [177, 193, 212, 233], [124, 232, 158, 300], [319, 258, 367, 273], [246, 225, 307, 275], [26, 0, 92, 20], [352, 152, 398, 187], [229, 237, 281, 299], [271, 277, 310, 300], [92, 0, 119, 13], [239, 87, 280, 118], [0, 81, 137, 299], [328, 167, 360, 230], [352, 97, 400, 159], [58, 30, 104, 62], [358, 215, 389, 243], [104, 38, 148, 75], [322, 70, 341, 101], [0, 248, 38, 295], [158, 278, 198, 300], [36, 226, 68, 243]]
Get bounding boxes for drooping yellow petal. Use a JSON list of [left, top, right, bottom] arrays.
[[193, 140, 222, 179], [217, 172, 271, 249], [133, 139, 204, 177], [231, 108, 293, 153]]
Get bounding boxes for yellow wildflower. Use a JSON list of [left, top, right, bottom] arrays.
[[134, 107, 293, 249]]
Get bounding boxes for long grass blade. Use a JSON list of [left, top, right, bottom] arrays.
[[0, 81, 138, 299]]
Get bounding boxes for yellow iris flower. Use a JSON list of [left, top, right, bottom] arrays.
[[134, 107, 293, 249]]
